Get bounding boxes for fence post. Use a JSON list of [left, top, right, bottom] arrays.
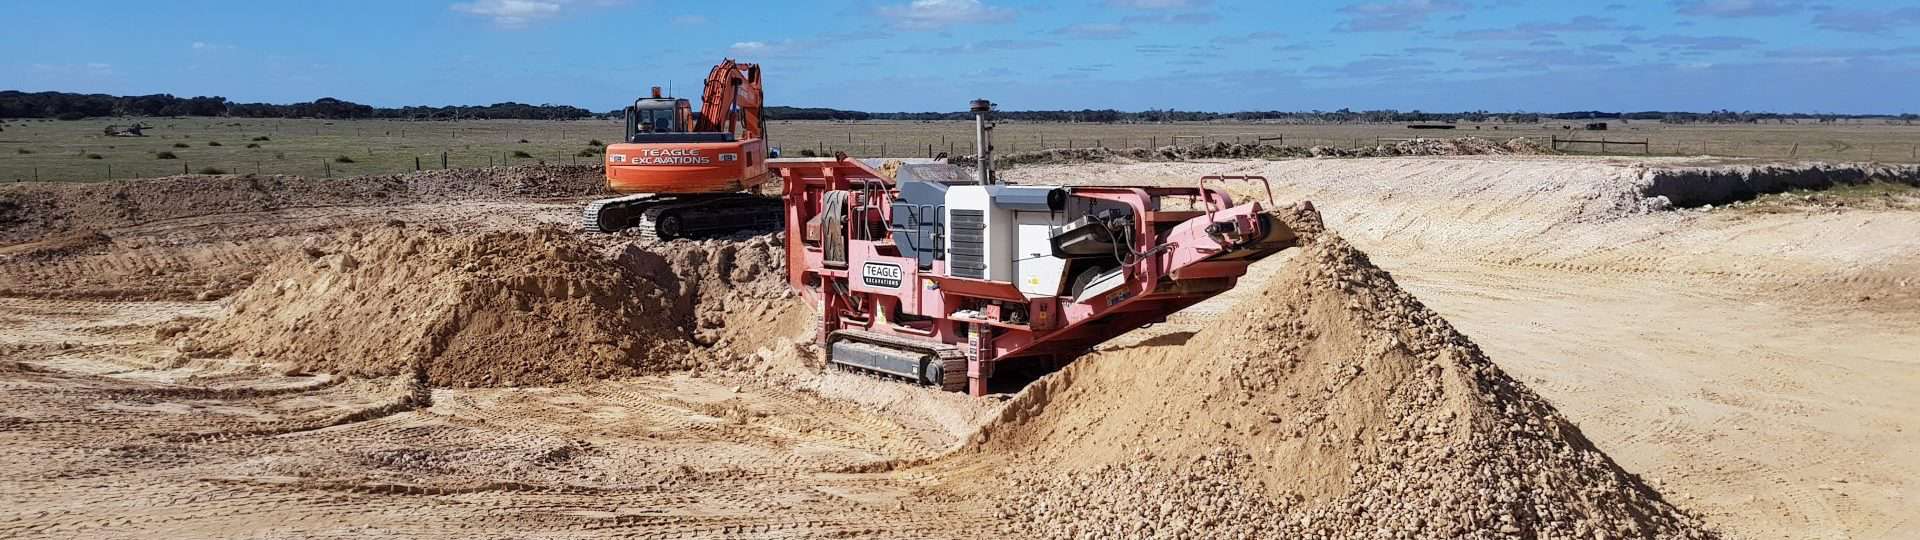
[[442, 152, 448, 169], [32, 167, 37, 182], [927, 143, 933, 158], [1790, 143, 1798, 158], [1600, 139, 1608, 153], [183, 163, 189, 175], [325, 160, 330, 178], [105, 164, 110, 180], [416, 156, 422, 171]]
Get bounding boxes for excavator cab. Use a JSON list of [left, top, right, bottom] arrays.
[[624, 89, 729, 143]]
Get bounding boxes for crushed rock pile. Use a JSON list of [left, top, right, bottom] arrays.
[[0, 165, 606, 245], [960, 206, 1715, 539], [952, 137, 1554, 167], [186, 223, 693, 387]]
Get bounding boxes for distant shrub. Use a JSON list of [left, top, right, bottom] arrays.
[[55, 112, 86, 121], [799, 149, 819, 157], [334, 155, 356, 163], [511, 150, 532, 158], [245, 143, 261, 148], [587, 139, 604, 147], [85, 153, 103, 159], [274, 152, 286, 160], [197, 167, 227, 174], [575, 149, 597, 157], [517, 139, 530, 144], [207, 141, 222, 146], [156, 151, 178, 159], [251, 136, 270, 141], [15, 148, 31, 154], [172, 142, 190, 148]]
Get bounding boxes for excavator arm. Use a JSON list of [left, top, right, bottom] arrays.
[[698, 58, 763, 140]]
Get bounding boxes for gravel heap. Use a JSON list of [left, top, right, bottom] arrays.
[[962, 205, 1716, 539]]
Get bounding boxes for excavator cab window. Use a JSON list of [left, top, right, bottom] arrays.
[[637, 107, 679, 133]]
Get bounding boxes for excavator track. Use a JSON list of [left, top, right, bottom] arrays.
[[827, 329, 968, 392], [581, 193, 782, 240]]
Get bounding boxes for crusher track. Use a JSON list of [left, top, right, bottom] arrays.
[[827, 329, 970, 392]]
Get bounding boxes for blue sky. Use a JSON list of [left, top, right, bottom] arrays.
[[5, 0, 1918, 113]]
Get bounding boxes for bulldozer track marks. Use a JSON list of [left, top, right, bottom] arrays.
[[0, 297, 997, 538]]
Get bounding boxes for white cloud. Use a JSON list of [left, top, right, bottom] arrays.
[[30, 63, 115, 77], [1106, 0, 1208, 8], [1336, 0, 1468, 32], [730, 41, 768, 53], [877, 0, 1013, 29], [451, 0, 563, 28], [1054, 23, 1137, 40]]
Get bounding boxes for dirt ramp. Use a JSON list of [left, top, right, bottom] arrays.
[[189, 224, 691, 387], [964, 208, 1714, 539]]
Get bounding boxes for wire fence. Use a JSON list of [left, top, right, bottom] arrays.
[[7, 128, 1919, 183]]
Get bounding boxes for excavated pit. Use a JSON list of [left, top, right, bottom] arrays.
[[952, 206, 1717, 539], [1641, 162, 1920, 208]]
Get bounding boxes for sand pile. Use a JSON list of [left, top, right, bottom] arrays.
[[963, 207, 1714, 539], [603, 233, 809, 357], [956, 137, 1553, 167], [187, 223, 693, 387], [0, 165, 606, 245]]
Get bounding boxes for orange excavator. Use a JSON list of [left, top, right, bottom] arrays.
[[582, 58, 780, 239]]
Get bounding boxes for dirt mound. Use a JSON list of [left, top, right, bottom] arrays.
[[962, 207, 1714, 539], [603, 233, 809, 358], [0, 165, 605, 245], [954, 137, 1554, 167], [188, 223, 692, 387]]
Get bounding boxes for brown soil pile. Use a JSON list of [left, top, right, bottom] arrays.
[[187, 223, 692, 387], [603, 233, 810, 359], [0, 165, 606, 245], [956, 137, 1553, 167], [961, 206, 1714, 539]]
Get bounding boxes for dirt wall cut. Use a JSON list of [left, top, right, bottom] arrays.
[[960, 206, 1715, 539], [187, 223, 692, 387]]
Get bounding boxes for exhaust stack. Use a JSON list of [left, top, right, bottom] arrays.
[[971, 99, 994, 185]]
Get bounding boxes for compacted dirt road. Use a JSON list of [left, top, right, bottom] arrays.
[[1, 157, 1914, 539]]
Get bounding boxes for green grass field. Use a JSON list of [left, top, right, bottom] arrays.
[[3, 117, 1918, 182]]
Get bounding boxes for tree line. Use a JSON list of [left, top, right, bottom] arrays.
[[5, 91, 1910, 125], [0, 91, 593, 120]]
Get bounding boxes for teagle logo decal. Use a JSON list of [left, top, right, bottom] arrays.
[[630, 148, 712, 165], [861, 262, 903, 289]]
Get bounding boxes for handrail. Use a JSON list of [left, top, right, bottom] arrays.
[[1198, 175, 1274, 220]]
